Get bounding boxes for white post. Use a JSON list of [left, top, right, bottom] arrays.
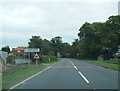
[[36, 59, 37, 66], [28, 53, 30, 67]]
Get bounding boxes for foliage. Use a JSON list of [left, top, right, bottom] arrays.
[[49, 55, 58, 61], [40, 56, 49, 63], [28, 36, 70, 57], [70, 15, 120, 60], [1, 46, 10, 53], [7, 55, 16, 64], [40, 55, 58, 63], [89, 60, 119, 70], [50, 36, 63, 56], [2, 61, 57, 89]]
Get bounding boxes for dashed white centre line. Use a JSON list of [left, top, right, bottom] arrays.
[[70, 61, 74, 65], [78, 71, 90, 84], [67, 58, 74, 66], [68, 58, 90, 84], [74, 66, 78, 70]]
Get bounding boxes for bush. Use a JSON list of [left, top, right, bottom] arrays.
[[41, 56, 49, 63], [7, 55, 16, 64], [40, 55, 58, 63], [49, 56, 58, 61]]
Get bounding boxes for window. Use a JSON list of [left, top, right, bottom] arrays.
[[17, 50, 21, 53]]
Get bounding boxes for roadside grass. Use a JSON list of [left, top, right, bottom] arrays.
[[88, 59, 120, 71], [2, 60, 59, 89]]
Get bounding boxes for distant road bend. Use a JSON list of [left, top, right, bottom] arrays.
[[12, 58, 118, 90]]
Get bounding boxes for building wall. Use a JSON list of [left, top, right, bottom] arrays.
[[12, 48, 27, 56]]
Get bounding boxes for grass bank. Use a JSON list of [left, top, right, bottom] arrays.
[[2, 60, 60, 89], [88, 59, 120, 71]]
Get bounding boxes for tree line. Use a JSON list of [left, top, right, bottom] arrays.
[[1, 15, 120, 60], [1, 36, 70, 58], [70, 15, 120, 60], [28, 36, 70, 57]]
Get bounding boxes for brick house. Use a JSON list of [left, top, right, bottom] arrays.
[[12, 47, 28, 56]]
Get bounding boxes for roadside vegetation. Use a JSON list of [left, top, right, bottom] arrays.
[[88, 59, 120, 71], [70, 15, 120, 60], [1, 15, 120, 89], [2, 56, 60, 89]]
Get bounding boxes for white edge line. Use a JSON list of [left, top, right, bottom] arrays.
[[78, 71, 90, 84], [10, 62, 57, 89], [10, 67, 49, 89]]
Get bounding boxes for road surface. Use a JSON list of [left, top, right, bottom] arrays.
[[12, 58, 119, 90]]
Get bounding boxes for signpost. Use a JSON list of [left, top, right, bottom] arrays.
[[24, 48, 40, 67], [33, 53, 40, 66], [24, 48, 40, 53]]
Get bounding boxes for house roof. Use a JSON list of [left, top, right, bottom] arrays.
[[13, 47, 28, 50], [9, 53, 14, 55]]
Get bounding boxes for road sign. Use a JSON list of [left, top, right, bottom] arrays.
[[33, 53, 40, 59], [24, 48, 40, 53]]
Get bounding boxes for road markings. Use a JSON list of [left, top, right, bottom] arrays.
[[74, 66, 78, 70], [10, 67, 50, 89], [67, 58, 74, 66], [68, 58, 90, 84], [78, 71, 90, 84], [10, 62, 58, 89], [70, 61, 74, 65]]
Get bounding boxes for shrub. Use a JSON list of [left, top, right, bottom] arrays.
[[41, 56, 49, 63], [49, 56, 58, 61], [40, 55, 58, 63]]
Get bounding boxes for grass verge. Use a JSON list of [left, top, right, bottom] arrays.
[[2, 60, 59, 89], [88, 60, 120, 71]]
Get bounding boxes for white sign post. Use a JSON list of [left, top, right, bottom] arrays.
[[33, 53, 40, 66], [24, 48, 40, 67], [24, 48, 40, 53]]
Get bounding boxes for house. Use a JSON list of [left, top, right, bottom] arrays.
[[12, 47, 28, 56]]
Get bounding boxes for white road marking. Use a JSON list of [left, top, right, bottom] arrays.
[[78, 71, 90, 84], [10, 62, 57, 89], [67, 58, 74, 66], [74, 66, 78, 70], [71, 62, 74, 65], [68, 58, 90, 84]]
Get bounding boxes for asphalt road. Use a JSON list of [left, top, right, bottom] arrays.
[[12, 58, 119, 90]]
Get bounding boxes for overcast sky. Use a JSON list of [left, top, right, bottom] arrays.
[[0, 0, 119, 49]]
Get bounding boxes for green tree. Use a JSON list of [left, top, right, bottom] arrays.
[[42, 39, 51, 55], [1, 46, 10, 53], [70, 39, 80, 58], [28, 36, 43, 48], [60, 42, 71, 57], [77, 22, 102, 59], [70, 15, 120, 60], [100, 15, 120, 60], [50, 36, 63, 56]]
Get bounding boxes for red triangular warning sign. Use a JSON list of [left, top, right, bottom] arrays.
[[34, 53, 40, 59]]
